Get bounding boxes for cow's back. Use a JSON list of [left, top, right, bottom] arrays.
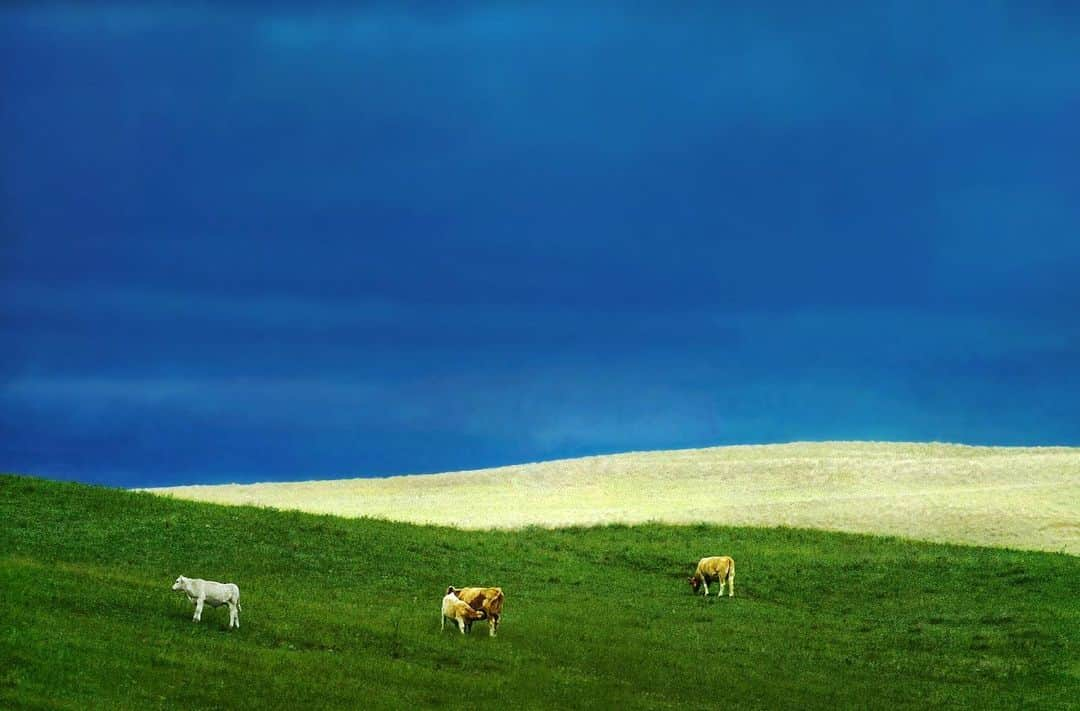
[[698, 556, 734, 580], [457, 587, 503, 616]]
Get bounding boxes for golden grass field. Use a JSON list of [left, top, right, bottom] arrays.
[[150, 442, 1080, 554]]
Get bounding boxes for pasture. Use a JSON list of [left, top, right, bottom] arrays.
[[2, 474, 1078, 709], [151, 442, 1080, 554]]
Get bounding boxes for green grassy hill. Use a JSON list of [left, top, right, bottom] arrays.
[[2, 474, 1078, 710]]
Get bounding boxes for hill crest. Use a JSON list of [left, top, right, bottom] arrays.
[[149, 441, 1080, 553]]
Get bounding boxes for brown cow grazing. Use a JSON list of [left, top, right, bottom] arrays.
[[441, 589, 486, 634], [447, 586, 504, 637], [688, 556, 735, 598]]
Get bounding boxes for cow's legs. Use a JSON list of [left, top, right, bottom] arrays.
[[728, 572, 735, 597], [441, 615, 446, 632], [489, 614, 498, 637], [228, 602, 239, 628], [701, 581, 709, 597], [717, 580, 725, 598], [193, 597, 205, 622], [457, 618, 467, 634]]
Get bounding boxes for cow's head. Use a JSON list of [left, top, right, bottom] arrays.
[[688, 577, 700, 592], [172, 576, 186, 591], [446, 585, 459, 596]]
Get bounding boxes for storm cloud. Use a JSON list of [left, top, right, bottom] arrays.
[[3, 2, 1078, 485]]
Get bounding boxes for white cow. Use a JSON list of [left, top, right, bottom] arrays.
[[172, 576, 242, 628]]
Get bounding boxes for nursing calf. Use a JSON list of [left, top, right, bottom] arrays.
[[447, 586, 504, 637], [441, 589, 487, 634], [688, 556, 735, 598], [172, 576, 242, 628]]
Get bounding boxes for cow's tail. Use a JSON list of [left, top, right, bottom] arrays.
[[488, 590, 505, 617], [726, 559, 735, 586]]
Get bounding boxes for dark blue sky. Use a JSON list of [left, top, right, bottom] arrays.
[[3, 2, 1079, 486]]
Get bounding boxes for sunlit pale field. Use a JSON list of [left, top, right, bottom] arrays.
[[150, 442, 1080, 554]]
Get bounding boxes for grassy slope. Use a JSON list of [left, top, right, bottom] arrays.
[[2, 475, 1078, 710], [153, 442, 1080, 553]]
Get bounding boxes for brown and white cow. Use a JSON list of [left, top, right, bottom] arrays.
[[688, 556, 735, 598], [447, 586, 504, 637], [441, 589, 486, 634]]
